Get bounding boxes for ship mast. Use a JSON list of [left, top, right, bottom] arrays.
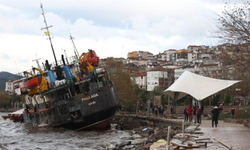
[[32, 58, 41, 69], [70, 35, 79, 58], [40, 3, 58, 66]]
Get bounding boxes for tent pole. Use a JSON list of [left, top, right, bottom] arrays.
[[173, 92, 179, 114], [209, 96, 212, 105]]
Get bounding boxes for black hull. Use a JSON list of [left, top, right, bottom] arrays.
[[23, 97, 119, 130], [61, 105, 118, 130], [22, 73, 119, 131]]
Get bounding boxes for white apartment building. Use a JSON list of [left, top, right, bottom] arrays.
[[147, 68, 169, 91], [164, 49, 176, 61], [5, 78, 26, 95], [134, 73, 147, 89], [5, 80, 14, 95]]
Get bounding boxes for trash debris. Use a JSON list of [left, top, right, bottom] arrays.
[[142, 127, 148, 131]]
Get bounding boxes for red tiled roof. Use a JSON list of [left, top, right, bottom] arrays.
[[148, 67, 168, 72], [136, 72, 147, 76]]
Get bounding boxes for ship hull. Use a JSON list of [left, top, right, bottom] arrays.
[[22, 74, 119, 131], [61, 104, 118, 130], [23, 97, 119, 130]]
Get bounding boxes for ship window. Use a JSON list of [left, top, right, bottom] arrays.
[[57, 89, 72, 100]]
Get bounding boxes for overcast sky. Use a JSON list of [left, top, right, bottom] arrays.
[[0, 0, 245, 74]]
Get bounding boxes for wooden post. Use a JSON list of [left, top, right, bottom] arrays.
[[136, 100, 139, 116], [209, 96, 211, 106], [167, 126, 171, 150], [182, 120, 185, 137], [147, 99, 150, 117], [173, 92, 179, 114]]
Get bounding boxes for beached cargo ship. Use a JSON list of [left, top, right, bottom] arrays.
[[8, 4, 119, 130]]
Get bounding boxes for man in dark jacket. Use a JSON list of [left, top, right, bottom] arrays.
[[183, 107, 188, 122], [211, 106, 220, 128]]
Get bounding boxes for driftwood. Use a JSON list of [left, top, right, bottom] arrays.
[[173, 136, 189, 140], [171, 141, 200, 149], [194, 137, 211, 141], [213, 138, 233, 150], [186, 135, 199, 138], [175, 134, 199, 139], [196, 140, 213, 143], [184, 131, 204, 134]]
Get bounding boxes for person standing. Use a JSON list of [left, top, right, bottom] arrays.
[[170, 106, 174, 115], [160, 105, 164, 116], [183, 107, 188, 122], [154, 106, 158, 116], [187, 105, 193, 122], [201, 104, 204, 115], [193, 105, 197, 124], [231, 108, 235, 118], [211, 106, 220, 128], [197, 106, 201, 124]]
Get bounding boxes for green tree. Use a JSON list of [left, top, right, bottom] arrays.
[[211, 94, 220, 106], [0, 91, 11, 108], [103, 57, 138, 111], [138, 89, 149, 104], [224, 94, 231, 105]]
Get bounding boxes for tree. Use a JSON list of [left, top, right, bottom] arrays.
[[138, 89, 149, 104], [215, 2, 250, 97], [215, 2, 250, 43], [0, 91, 11, 108], [102, 58, 139, 111]]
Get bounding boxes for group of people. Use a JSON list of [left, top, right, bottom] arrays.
[[153, 105, 164, 116], [143, 105, 165, 116], [183, 105, 204, 124]]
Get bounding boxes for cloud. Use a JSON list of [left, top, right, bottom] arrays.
[[0, 53, 10, 59], [1, 0, 244, 74]]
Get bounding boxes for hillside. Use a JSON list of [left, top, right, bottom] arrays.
[[0, 71, 19, 91]]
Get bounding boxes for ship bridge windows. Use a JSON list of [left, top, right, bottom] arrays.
[[88, 74, 109, 90], [77, 74, 109, 94], [89, 80, 103, 90], [57, 88, 73, 100]]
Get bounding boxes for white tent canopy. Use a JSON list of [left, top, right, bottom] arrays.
[[164, 71, 240, 101]]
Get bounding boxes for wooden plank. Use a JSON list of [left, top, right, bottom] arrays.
[[194, 137, 211, 141], [213, 138, 233, 150], [171, 141, 200, 149]]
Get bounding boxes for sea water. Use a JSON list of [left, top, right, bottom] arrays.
[[0, 112, 144, 150]]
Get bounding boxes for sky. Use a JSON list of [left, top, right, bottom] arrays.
[[0, 0, 244, 74]]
